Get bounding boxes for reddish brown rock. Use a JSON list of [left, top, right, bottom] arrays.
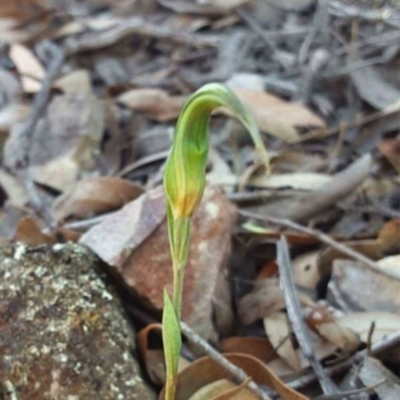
[[122, 185, 236, 341], [81, 185, 236, 341]]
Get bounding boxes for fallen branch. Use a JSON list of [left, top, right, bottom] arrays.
[[277, 237, 339, 396]]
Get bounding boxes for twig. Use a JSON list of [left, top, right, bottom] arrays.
[[294, 99, 400, 143], [313, 379, 386, 400], [288, 329, 400, 391], [238, 210, 396, 279], [276, 237, 339, 395], [12, 41, 64, 229], [180, 321, 272, 400], [236, 5, 292, 70], [63, 17, 218, 55], [16, 41, 64, 169]]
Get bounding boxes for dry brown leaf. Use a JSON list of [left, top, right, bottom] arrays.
[[251, 153, 373, 222], [238, 278, 315, 325], [0, 169, 28, 208], [190, 379, 254, 400], [360, 356, 400, 400], [54, 70, 92, 94], [249, 172, 331, 191], [0, 0, 50, 20], [162, 353, 307, 400], [53, 177, 144, 223], [117, 88, 185, 122], [337, 311, 400, 344], [270, 150, 328, 173], [231, 88, 326, 142], [0, 103, 30, 133], [319, 219, 400, 275], [206, 146, 237, 190], [378, 134, 400, 173], [328, 259, 400, 313], [305, 304, 360, 352], [14, 217, 56, 246], [350, 62, 400, 110], [292, 251, 320, 289], [220, 337, 276, 363], [28, 150, 80, 192], [263, 312, 301, 371], [9, 44, 45, 93], [158, 0, 248, 15], [137, 323, 189, 387], [377, 255, 400, 279]]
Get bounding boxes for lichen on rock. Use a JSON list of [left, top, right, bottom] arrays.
[[0, 243, 156, 400]]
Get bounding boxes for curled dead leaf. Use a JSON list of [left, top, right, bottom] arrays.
[[160, 353, 307, 400], [231, 88, 326, 143], [117, 88, 186, 122]]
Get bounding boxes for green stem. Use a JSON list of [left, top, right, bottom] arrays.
[[164, 377, 176, 400], [172, 264, 185, 320]]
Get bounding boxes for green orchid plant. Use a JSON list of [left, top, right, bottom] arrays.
[[162, 83, 269, 400]]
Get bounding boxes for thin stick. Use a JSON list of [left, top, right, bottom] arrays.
[[12, 41, 64, 230], [288, 329, 400, 391], [15, 41, 64, 169], [238, 210, 394, 279], [277, 237, 339, 395], [180, 321, 272, 400]]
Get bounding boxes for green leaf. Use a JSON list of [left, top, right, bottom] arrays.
[[162, 289, 182, 400]]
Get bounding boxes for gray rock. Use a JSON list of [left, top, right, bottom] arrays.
[[0, 243, 156, 400]]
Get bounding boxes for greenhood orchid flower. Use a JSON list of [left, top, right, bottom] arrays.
[[162, 83, 269, 400]]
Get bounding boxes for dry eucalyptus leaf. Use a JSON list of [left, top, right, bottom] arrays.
[[137, 323, 189, 387], [292, 251, 320, 289], [350, 63, 400, 110], [337, 311, 400, 344], [231, 88, 326, 143], [263, 312, 301, 371], [378, 134, 400, 173], [359, 356, 400, 400], [220, 337, 275, 363], [14, 217, 56, 246], [0, 103, 30, 133], [238, 278, 315, 325], [117, 88, 185, 121], [9, 44, 45, 93], [319, 219, 400, 275], [28, 149, 80, 192], [158, 0, 248, 15], [54, 70, 92, 94], [189, 379, 254, 400], [249, 172, 330, 191], [377, 255, 400, 279], [0, 169, 28, 208], [53, 176, 144, 222], [305, 305, 360, 352], [162, 353, 307, 400], [253, 153, 373, 222], [328, 259, 400, 313]]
